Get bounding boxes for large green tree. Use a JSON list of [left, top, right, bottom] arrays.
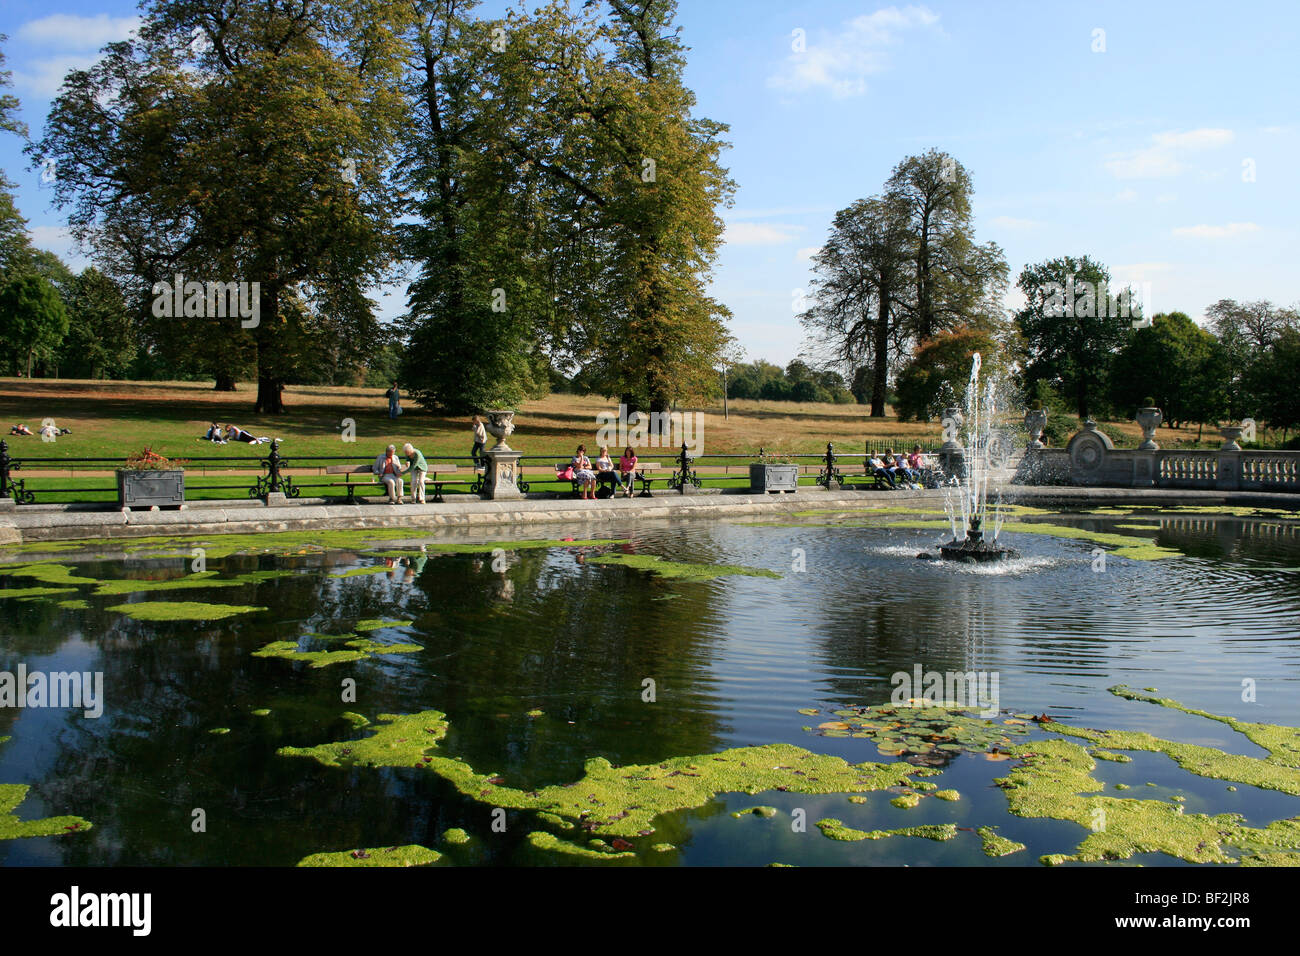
[[1110, 311, 1227, 430], [34, 0, 413, 411], [57, 267, 138, 379], [885, 149, 1007, 344], [800, 194, 912, 416], [1014, 254, 1137, 419], [0, 273, 69, 376], [1205, 298, 1300, 418]]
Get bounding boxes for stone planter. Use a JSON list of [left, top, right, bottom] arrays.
[[749, 463, 798, 494], [484, 410, 516, 451], [117, 469, 185, 509], [1135, 407, 1162, 450], [1219, 424, 1245, 451], [1025, 409, 1048, 450]]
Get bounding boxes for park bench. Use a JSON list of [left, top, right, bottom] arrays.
[[322, 463, 470, 503], [554, 462, 665, 497]]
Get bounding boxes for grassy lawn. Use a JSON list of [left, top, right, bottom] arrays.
[[3, 376, 1221, 480], [2, 377, 957, 463]]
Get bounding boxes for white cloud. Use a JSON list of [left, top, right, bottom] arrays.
[[1155, 193, 1178, 203], [1114, 189, 1138, 202], [990, 215, 1040, 230], [13, 54, 108, 98], [1104, 127, 1234, 179], [17, 14, 141, 49], [724, 222, 802, 245], [795, 246, 821, 262], [1171, 222, 1259, 239], [13, 14, 141, 97], [767, 6, 941, 99]]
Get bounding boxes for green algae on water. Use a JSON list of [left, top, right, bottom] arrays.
[[56, 599, 90, 610], [208, 728, 230, 735], [252, 637, 422, 668], [340, 712, 370, 728], [731, 805, 778, 819], [3, 564, 99, 586], [0, 783, 93, 841], [352, 619, 414, 632], [890, 792, 922, 809], [525, 830, 635, 862], [278, 710, 921, 838], [816, 818, 957, 843], [0, 587, 77, 600], [442, 828, 471, 846], [108, 601, 268, 621], [251, 708, 271, 717], [296, 845, 441, 867], [586, 553, 780, 580], [933, 789, 961, 801], [976, 826, 1025, 857]]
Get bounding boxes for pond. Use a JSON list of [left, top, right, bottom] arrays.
[[2, 505, 1299, 866]]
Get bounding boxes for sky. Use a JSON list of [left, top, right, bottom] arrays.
[[2, 0, 1297, 366]]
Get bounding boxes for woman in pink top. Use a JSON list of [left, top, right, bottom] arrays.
[[618, 446, 638, 498]]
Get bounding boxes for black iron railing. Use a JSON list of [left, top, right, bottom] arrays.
[[0, 438, 951, 506]]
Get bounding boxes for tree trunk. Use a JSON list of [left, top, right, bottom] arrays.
[[26, 349, 33, 378], [214, 371, 237, 391], [253, 284, 285, 414], [870, 297, 890, 417]]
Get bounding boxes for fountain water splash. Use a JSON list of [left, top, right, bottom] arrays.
[[935, 353, 1018, 563]]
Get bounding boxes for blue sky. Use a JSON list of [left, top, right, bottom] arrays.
[[2, 0, 1297, 365]]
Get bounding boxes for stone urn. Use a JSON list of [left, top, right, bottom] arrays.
[[1219, 424, 1245, 451], [484, 410, 516, 451], [1135, 407, 1162, 451], [939, 406, 964, 453], [1025, 408, 1048, 450]]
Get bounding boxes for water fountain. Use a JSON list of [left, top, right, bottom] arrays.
[[924, 353, 1020, 563]]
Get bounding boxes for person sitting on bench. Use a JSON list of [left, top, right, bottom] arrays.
[[618, 446, 638, 498], [571, 445, 597, 500], [887, 447, 921, 489], [594, 446, 619, 498], [867, 454, 896, 488], [373, 444, 405, 504]]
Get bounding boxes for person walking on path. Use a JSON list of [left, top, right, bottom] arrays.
[[373, 444, 405, 504], [471, 415, 487, 467], [403, 442, 428, 504], [386, 382, 402, 419]]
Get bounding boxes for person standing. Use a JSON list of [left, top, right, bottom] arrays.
[[471, 415, 487, 467], [386, 382, 402, 419], [402, 442, 428, 504], [373, 444, 405, 504]]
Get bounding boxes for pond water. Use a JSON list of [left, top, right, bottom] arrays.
[[2, 507, 1298, 866]]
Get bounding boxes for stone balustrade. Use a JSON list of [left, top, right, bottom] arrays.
[[1013, 418, 1300, 492]]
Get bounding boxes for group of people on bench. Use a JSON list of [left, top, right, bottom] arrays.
[[565, 444, 639, 499], [372, 443, 429, 504], [868, 446, 931, 489]]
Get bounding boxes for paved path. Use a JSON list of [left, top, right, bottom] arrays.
[[1, 483, 1297, 545]]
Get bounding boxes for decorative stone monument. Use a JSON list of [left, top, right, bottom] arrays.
[[1025, 407, 1048, 450], [1136, 407, 1162, 451], [479, 410, 523, 500], [938, 405, 964, 478]]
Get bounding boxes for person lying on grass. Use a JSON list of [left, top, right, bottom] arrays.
[[224, 424, 271, 445]]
